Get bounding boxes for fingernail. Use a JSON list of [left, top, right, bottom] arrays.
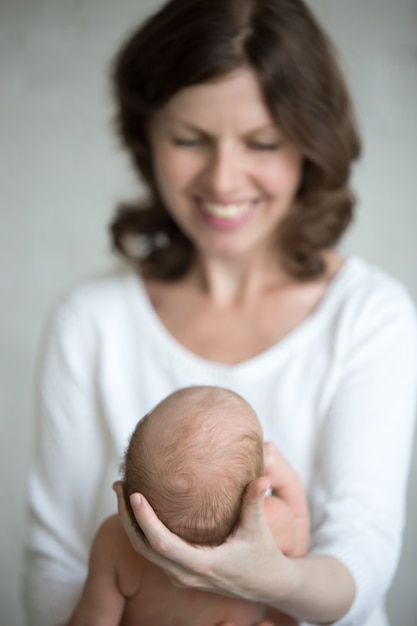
[[130, 493, 142, 507]]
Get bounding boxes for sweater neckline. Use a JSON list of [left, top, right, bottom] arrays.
[[126, 255, 360, 378]]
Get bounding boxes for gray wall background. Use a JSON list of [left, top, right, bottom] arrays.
[[1, 0, 416, 624]]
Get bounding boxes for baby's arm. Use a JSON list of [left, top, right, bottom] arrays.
[[66, 516, 126, 626], [263, 442, 310, 557]]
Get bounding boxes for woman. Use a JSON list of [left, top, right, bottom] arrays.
[[25, 0, 417, 625]]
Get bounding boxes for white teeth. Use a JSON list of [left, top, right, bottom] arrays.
[[202, 202, 251, 218]]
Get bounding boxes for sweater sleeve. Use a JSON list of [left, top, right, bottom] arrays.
[[23, 293, 115, 626], [308, 280, 417, 625]]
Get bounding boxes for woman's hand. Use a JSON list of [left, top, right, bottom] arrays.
[[113, 476, 290, 601], [114, 479, 354, 623], [263, 442, 310, 557]]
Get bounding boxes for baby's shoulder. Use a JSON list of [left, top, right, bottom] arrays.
[[93, 514, 131, 555], [97, 515, 147, 597]]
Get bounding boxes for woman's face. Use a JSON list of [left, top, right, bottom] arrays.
[[148, 66, 303, 262]]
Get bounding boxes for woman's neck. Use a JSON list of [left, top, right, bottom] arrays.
[[191, 251, 292, 308], [189, 249, 344, 309]]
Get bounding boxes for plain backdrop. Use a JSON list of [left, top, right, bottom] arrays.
[[1, 1, 416, 624]]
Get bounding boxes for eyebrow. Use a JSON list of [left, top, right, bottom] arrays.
[[164, 116, 280, 136]]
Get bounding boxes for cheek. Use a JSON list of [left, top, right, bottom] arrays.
[[154, 148, 200, 194], [268, 154, 303, 196], [152, 147, 177, 194]]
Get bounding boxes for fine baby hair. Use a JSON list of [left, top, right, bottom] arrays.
[[123, 386, 264, 545]]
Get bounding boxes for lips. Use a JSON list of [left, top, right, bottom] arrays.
[[201, 201, 253, 219], [193, 199, 258, 232]]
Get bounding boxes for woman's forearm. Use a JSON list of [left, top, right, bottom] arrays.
[[267, 555, 355, 624]]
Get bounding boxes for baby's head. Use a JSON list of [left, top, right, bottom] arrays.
[[123, 385, 263, 545]]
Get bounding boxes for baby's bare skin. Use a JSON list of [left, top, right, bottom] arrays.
[[68, 505, 299, 626], [68, 439, 307, 626]]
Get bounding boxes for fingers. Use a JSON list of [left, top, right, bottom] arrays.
[[113, 481, 204, 569], [130, 491, 178, 556], [244, 475, 271, 504], [113, 482, 182, 579], [113, 484, 221, 593], [239, 476, 271, 531], [264, 440, 279, 460], [113, 482, 165, 552]]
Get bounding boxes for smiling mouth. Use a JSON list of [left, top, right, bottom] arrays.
[[201, 201, 253, 219]]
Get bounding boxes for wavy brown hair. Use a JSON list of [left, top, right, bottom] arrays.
[[110, 0, 361, 280]]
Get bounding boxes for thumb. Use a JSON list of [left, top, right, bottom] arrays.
[[240, 476, 271, 529]]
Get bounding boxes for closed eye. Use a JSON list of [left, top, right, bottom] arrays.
[[173, 138, 204, 148], [249, 141, 283, 151]]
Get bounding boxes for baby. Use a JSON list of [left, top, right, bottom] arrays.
[[67, 386, 309, 626]]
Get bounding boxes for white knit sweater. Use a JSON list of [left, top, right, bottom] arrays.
[[24, 256, 417, 626]]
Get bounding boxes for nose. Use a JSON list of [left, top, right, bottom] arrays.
[[204, 143, 243, 197]]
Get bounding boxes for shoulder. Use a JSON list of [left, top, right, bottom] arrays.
[[54, 264, 140, 319], [37, 264, 145, 371], [94, 515, 147, 594], [329, 257, 417, 375], [347, 256, 413, 298], [335, 256, 417, 334], [93, 515, 136, 562], [95, 514, 128, 545], [43, 264, 143, 342]]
